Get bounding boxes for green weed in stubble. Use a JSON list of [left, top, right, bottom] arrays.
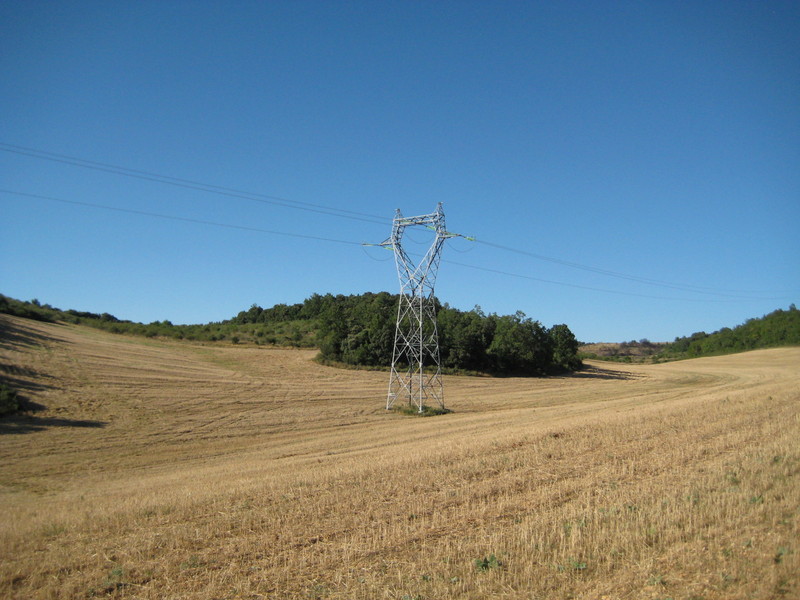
[[40, 522, 66, 538], [180, 555, 203, 570], [391, 404, 452, 417], [474, 554, 501, 571], [306, 582, 330, 598], [648, 573, 667, 586], [774, 546, 791, 564], [555, 559, 587, 572], [570, 559, 587, 571], [88, 566, 126, 596]]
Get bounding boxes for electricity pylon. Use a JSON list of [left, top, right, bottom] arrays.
[[370, 203, 471, 413]]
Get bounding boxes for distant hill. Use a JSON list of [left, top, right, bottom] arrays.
[[577, 306, 799, 364], [0, 292, 583, 376], [0, 293, 317, 346], [579, 340, 667, 363], [657, 305, 800, 360]]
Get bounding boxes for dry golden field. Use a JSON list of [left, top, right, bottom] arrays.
[[1, 313, 798, 600]]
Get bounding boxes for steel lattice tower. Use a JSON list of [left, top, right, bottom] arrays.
[[377, 203, 462, 413]]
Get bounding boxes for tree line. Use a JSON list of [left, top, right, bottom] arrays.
[[5, 294, 798, 367], [658, 305, 800, 359]]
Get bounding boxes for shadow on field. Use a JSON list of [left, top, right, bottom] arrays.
[[0, 364, 59, 395], [0, 315, 65, 351], [0, 412, 107, 434], [1, 369, 104, 434], [567, 364, 644, 381]]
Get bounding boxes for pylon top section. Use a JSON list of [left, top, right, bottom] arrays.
[[379, 203, 462, 299], [383, 202, 451, 242]]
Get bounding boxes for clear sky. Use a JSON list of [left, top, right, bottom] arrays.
[[1, 1, 798, 343]]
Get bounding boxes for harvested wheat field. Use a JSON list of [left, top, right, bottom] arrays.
[[0, 313, 798, 599]]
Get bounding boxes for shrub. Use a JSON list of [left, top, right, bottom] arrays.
[[0, 382, 20, 416]]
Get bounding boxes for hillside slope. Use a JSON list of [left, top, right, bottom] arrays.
[[1, 314, 798, 599]]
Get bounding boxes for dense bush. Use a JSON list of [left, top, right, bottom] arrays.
[[0, 295, 56, 322], [313, 293, 582, 376]]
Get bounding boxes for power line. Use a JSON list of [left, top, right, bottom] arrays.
[[0, 189, 362, 247], [0, 142, 389, 226], [442, 258, 786, 303], [2, 141, 793, 300], [5, 187, 793, 303], [472, 239, 794, 298]]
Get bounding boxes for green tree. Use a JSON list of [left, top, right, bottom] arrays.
[[487, 312, 553, 375], [549, 324, 582, 372], [439, 307, 491, 371]]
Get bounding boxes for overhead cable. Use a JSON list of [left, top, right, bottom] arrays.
[[442, 258, 786, 303], [0, 142, 389, 226], [473, 239, 792, 297], [4, 188, 791, 303], [0, 189, 362, 246], [3, 141, 793, 299]]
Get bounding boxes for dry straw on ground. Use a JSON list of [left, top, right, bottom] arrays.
[[1, 314, 798, 599]]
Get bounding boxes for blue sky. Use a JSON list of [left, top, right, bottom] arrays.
[[1, 1, 798, 342]]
